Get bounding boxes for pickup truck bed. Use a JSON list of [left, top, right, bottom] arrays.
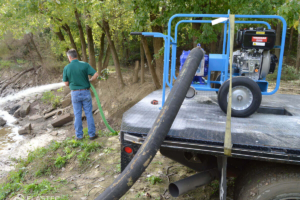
[[121, 89, 300, 165]]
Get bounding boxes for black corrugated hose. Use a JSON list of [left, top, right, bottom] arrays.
[[95, 47, 204, 200]]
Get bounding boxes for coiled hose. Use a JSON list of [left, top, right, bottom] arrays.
[[90, 83, 116, 134], [95, 47, 204, 200]]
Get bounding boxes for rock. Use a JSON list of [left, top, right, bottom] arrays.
[[50, 131, 58, 136], [61, 97, 71, 108], [33, 104, 40, 110], [44, 109, 63, 119], [29, 115, 42, 121], [62, 86, 71, 96], [0, 117, 6, 126], [43, 107, 55, 115], [29, 100, 35, 104], [9, 105, 21, 115], [51, 113, 73, 127], [18, 123, 32, 135], [13, 121, 19, 125], [14, 103, 30, 118]]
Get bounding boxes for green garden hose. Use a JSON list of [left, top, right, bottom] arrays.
[[90, 83, 117, 134]]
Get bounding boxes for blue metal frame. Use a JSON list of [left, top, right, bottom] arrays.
[[139, 13, 287, 107]]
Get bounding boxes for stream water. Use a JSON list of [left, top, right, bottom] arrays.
[[0, 82, 65, 152]]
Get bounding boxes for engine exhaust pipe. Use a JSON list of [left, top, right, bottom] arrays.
[[169, 169, 219, 197]]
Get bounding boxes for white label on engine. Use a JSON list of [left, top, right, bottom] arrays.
[[253, 42, 265, 46]]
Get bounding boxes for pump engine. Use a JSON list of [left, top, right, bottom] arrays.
[[233, 27, 278, 80]]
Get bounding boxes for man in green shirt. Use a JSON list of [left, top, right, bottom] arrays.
[[63, 49, 99, 140]]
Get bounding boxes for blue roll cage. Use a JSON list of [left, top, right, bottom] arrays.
[[138, 11, 287, 107]]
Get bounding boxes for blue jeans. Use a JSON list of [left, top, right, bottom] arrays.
[[71, 90, 96, 138]]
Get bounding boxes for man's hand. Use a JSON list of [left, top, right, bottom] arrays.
[[89, 72, 99, 82], [64, 81, 69, 86]]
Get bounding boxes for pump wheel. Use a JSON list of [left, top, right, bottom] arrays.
[[218, 77, 261, 117], [234, 163, 300, 200]]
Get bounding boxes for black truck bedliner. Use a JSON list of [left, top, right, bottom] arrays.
[[121, 89, 300, 164]]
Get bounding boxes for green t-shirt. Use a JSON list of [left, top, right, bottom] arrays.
[[63, 60, 96, 90]]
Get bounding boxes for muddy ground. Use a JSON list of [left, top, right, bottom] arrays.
[[0, 66, 299, 200]]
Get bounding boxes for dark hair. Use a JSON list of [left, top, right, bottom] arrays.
[[67, 49, 78, 58]]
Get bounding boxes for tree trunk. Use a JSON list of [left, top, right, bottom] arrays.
[[62, 24, 81, 60], [210, 41, 217, 54], [103, 43, 111, 70], [55, 28, 65, 41], [218, 26, 224, 53], [97, 33, 105, 72], [54, 28, 68, 52], [75, 10, 87, 62], [287, 26, 294, 59], [140, 40, 145, 84], [275, 22, 282, 59], [296, 18, 300, 74], [150, 11, 164, 86], [86, 25, 96, 69], [28, 33, 43, 65], [141, 36, 161, 89], [133, 60, 140, 83], [102, 20, 125, 88]]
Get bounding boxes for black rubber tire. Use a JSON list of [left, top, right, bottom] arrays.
[[234, 163, 300, 200], [218, 76, 262, 117]]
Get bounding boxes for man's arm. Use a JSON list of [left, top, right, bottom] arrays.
[[89, 72, 99, 82], [64, 81, 69, 86]]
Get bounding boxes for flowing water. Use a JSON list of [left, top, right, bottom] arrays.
[[0, 82, 65, 152]]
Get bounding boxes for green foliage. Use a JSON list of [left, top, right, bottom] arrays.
[[41, 91, 62, 109], [23, 180, 56, 197], [135, 192, 145, 198], [98, 68, 110, 80], [64, 146, 72, 154], [83, 127, 89, 138], [103, 147, 114, 154], [145, 176, 162, 185], [98, 130, 119, 137], [67, 139, 81, 148], [66, 151, 76, 160], [27, 147, 49, 165], [0, 60, 14, 70], [85, 141, 101, 153], [153, 161, 162, 165], [116, 164, 121, 173], [267, 65, 300, 81], [210, 180, 219, 194], [34, 167, 51, 177], [50, 141, 61, 151], [55, 195, 71, 200], [57, 87, 64, 92], [77, 151, 90, 164], [54, 154, 67, 169]]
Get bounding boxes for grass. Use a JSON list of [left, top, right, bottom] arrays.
[[0, 130, 110, 199], [23, 180, 56, 197]]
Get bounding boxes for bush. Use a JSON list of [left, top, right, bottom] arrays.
[[41, 91, 62, 109], [267, 64, 300, 81]]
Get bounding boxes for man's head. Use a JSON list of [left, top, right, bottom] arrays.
[[67, 49, 78, 62]]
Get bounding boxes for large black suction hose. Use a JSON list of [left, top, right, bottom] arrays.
[[95, 47, 204, 200]]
